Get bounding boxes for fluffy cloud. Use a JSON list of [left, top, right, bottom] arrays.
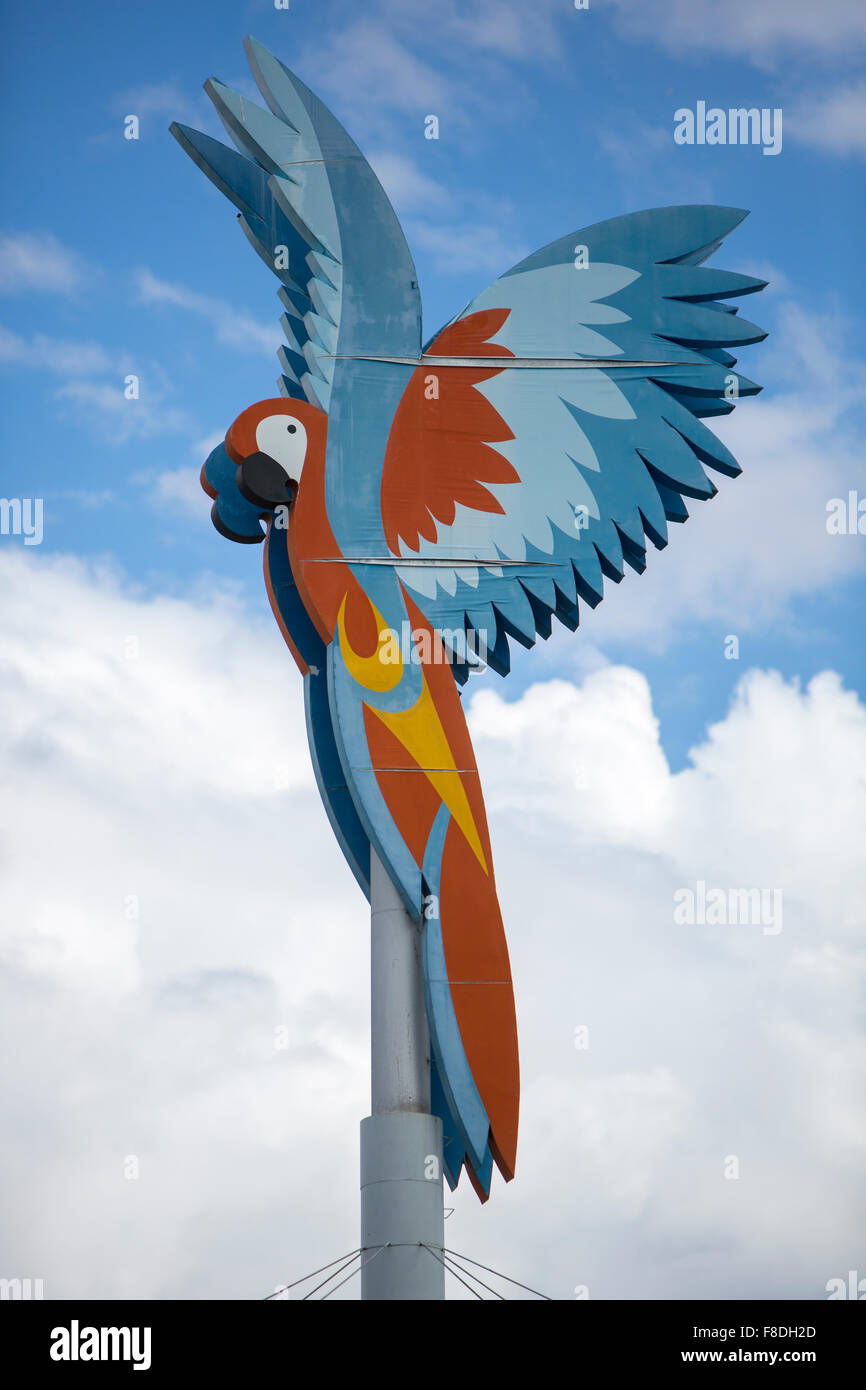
[[0, 552, 366, 1297], [367, 152, 453, 217], [0, 326, 112, 378], [0, 552, 863, 1298], [135, 271, 281, 359], [0, 262, 198, 446], [299, 19, 457, 130], [111, 80, 205, 131], [371, 0, 564, 66], [788, 81, 866, 157], [54, 380, 194, 445], [461, 664, 866, 1296], [607, 0, 866, 65], [405, 218, 529, 276], [152, 473, 207, 517], [302, 0, 866, 93], [0, 232, 90, 296]]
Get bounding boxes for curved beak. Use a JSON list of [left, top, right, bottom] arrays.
[[236, 452, 298, 512]]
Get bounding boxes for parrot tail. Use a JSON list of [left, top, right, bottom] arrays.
[[411, 604, 519, 1200]]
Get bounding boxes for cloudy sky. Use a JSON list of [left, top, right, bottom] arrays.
[[1, 0, 864, 1299]]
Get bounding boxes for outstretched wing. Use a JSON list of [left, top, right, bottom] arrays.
[[379, 206, 767, 675], [170, 34, 421, 412]]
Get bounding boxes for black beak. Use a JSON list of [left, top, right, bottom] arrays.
[[237, 452, 298, 512]]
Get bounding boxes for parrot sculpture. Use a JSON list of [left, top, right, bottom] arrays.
[[171, 38, 766, 1203]]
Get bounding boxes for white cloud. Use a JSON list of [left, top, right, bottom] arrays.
[[434, 0, 562, 61], [305, 0, 865, 83], [737, 260, 792, 296], [0, 550, 863, 1298], [360, 0, 566, 69], [114, 80, 199, 124], [135, 270, 281, 358], [300, 21, 457, 127], [368, 152, 452, 216], [142, 435, 224, 519], [0, 232, 90, 295], [294, 2, 558, 146], [95, 79, 226, 149], [54, 380, 193, 445], [192, 430, 224, 459], [596, 123, 680, 181], [788, 81, 866, 157], [470, 667, 672, 845], [607, 0, 866, 65], [406, 218, 528, 275], [152, 467, 208, 516], [462, 663, 866, 1296], [0, 325, 112, 376], [0, 321, 196, 445], [360, 155, 524, 278], [55, 487, 116, 510]]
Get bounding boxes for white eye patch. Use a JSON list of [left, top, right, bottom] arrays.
[[255, 414, 308, 479]]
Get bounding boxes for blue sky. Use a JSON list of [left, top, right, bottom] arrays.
[[2, 0, 866, 1301], [2, 0, 864, 768]]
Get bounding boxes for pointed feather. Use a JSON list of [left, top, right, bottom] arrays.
[[205, 77, 303, 176]]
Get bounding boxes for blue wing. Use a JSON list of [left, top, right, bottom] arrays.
[[383, 206, 767, 677], [170, 35, 421, 411]]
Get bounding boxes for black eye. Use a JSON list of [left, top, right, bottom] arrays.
[[286, 423, 297, 434]]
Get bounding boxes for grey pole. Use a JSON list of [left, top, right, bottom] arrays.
[[360, 850, 445, 1299]]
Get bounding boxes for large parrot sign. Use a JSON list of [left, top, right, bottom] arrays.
[[171, 38, 765, 1205]]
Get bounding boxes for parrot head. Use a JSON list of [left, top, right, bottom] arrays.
[[201, 397, 327, 544]]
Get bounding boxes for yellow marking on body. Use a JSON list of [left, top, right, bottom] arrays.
[[368, 675, 488, 873], [337, 594, 402, 693]]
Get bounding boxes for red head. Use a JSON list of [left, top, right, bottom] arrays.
[[220, 397, 328, 515]]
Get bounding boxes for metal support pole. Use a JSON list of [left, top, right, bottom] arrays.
[[360, 851, 445, 1300]]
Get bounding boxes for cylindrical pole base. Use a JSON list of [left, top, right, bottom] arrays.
[[369, 852, 430, 1114], [360, 1111, 445, 1300]]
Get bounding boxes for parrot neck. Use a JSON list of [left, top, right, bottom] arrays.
[[287, 438, 349, 646]]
